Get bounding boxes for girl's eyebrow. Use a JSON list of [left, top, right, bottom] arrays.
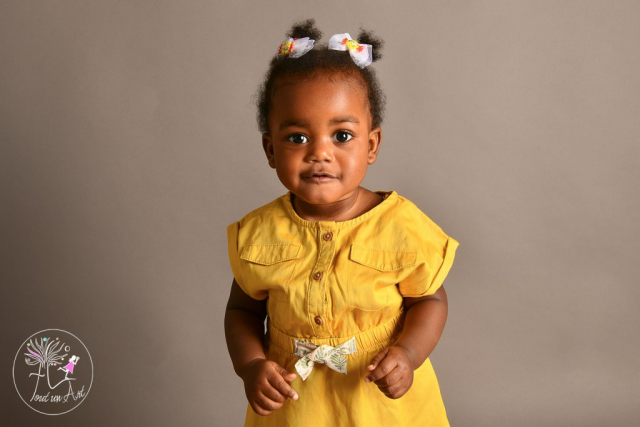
[[279, 120, 306, 130], [328, 116, 360, 125], [279, 116, 360, 131]]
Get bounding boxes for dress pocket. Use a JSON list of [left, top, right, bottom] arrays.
[[240, 243, 301, 302], [347, 244, 417, 311]]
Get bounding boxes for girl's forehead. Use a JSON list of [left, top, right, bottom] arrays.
[[271, 72, 370, 111]]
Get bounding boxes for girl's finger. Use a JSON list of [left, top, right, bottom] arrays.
[[256, 391, 284, 412], [250, 400, 272, 416], [365, 352, 398, 383], [268, 371, 299, 401], [373, 366, 403, 388], [262, 384, 287, 403], [275, 365, 297, 382], [382, 383, 409, 400], [367, 347, 390, 371]]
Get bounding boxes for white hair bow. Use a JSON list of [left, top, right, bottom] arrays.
[[277, 37, 315, 58], [328, 33, 373, 68]]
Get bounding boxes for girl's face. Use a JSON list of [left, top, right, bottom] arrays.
[[262, 73, 382, 206]]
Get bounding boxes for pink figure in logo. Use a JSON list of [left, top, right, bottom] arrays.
[[58, 355, 79, 375]]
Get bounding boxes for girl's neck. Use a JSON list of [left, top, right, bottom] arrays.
[[291, 187, 384, 222], [292, 187, 360, 222]]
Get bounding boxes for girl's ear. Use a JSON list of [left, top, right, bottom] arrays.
[[367, 126, 382, 165], [262, 133, 276, 169]]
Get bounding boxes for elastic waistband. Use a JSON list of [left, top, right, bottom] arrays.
[[267, 311, 405, 355]]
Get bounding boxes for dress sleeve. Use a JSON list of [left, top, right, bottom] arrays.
[[226, 221, 268, 300], [397, 219, 459, 298]]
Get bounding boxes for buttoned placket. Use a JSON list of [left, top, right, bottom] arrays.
[[308, 222, 336, 333]]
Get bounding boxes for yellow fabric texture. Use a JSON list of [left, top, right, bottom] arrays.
[[226, 190, 459, 427]]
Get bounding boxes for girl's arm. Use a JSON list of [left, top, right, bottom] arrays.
[[364, 285, 448, 399], [224, 278, 268, 375], [224, 279, 299, 415], [393, 284, 448, 369]]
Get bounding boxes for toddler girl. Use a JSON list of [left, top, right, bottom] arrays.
[[224, 18, 459, 426]]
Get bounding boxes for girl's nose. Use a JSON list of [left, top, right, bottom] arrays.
[[305, 138, 333, 163]]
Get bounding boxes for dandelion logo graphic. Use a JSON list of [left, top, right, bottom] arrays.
[[13, 329, 93, 415]]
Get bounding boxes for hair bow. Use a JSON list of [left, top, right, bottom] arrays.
[[294, 337, 357, 381], [277, 37, 315, 58], [328, 33, 373, 68]]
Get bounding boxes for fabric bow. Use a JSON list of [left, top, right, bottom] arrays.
[[294, 337, 357, 381], [277, 37, 315, 58], [328, 33, 373, 68]]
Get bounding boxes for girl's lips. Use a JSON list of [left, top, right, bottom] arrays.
[[304, 176, 336, 183], [303, 173, 337, 183]]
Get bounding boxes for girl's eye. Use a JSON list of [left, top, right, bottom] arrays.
[[334, 131, 354, 143], [287, 134, 308, 144]]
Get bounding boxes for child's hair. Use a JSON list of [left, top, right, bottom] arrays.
[[256, 18, 386, 134]]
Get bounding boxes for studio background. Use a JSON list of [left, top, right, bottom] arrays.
[[2, 1, 639, 425]]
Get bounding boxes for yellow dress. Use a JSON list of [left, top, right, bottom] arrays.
[[226, 190, 459, 426]]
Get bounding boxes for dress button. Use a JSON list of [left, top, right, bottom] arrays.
[[314, 316, 323, 325], [313, 271, 323, 280], [322, 231, 333, 241]]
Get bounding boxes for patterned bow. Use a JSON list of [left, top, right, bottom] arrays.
[[328, 33, 373, 68], [277, 37, 315, 58], [294, 337, 358, 381]]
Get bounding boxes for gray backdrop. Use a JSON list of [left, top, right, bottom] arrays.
[[2, 1, 639, 426]]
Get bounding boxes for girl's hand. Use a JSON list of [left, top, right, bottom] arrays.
[[364, 346, 414, 399], [238, 358, 299, 416]]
